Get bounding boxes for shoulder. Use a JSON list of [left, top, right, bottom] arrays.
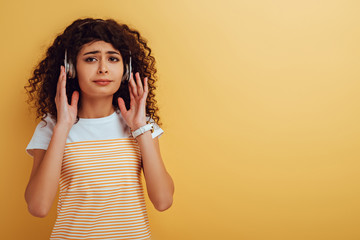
[[38, 113, 56, 128], [35, 113, 57, 134], [26, 113, 56, 157], [37, 113, 57, 132]]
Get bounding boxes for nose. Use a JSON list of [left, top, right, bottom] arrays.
[[98, 60, 109, 74]]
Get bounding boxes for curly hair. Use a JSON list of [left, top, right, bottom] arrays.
[[25, 17, 160, 126]]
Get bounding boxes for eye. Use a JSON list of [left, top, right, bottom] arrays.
[[109, 57, 120, 62], [85, 57, 97, 62]]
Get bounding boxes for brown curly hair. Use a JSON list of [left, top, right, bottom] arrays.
[[25, 17, 160, 126]]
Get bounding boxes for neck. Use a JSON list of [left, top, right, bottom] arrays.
[[78, 95, 115, 119]]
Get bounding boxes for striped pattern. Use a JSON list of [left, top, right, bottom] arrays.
[[50, 138, 151, 239]]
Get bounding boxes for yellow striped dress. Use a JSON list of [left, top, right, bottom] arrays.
[[26, 111, 163, 239]]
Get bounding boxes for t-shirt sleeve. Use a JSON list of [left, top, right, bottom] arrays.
[[146, 117, 164, 139], [26, 115, 56, 157]]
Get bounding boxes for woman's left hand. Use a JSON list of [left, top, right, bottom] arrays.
[[118, 72, 148, 130]]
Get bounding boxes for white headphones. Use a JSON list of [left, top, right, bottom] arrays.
[[64, 49, 132, 81]]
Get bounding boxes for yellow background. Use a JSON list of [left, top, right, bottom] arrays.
[[1, 0, 359, 239]]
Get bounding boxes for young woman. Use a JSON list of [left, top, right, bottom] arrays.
[[24, 18, 174, 239]]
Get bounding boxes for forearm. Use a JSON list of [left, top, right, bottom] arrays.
[[136, 131, 174, 211], [25, 124, 70, 217]]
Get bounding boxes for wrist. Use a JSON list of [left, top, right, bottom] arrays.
[[130, 121, 147, 131], [134, 130, 152, 141], [131, 123, 153, 139], [54, 122, 72, 133]]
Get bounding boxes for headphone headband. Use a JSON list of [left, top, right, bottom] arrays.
[[78, 19, 105, 28]]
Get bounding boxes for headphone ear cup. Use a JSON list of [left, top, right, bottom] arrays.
[[122, 64, 129, 82], [68, 60, 76, 79], [65, 62, 70, 75]]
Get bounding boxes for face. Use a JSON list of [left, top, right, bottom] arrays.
[[76, 40, 124, 98]]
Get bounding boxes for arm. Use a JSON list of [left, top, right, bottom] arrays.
[[118, 72, 174, 211], [25, 65, 79, 217], [25, 125, 70, 217], [136, 133, 174, 211]]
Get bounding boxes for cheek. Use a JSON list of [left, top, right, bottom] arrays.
[[76, 64, 93, 86], [111, 64, 125, 79], [76, 62, 88, 78], [114, 80, 122, 92], [76, 73, 87, 90], [75, 65, 89, 91]]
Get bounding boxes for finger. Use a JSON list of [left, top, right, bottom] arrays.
[[143, 77, 149, 97], [118, 97, 128, 115], [129, 72, 138, 97], [56, 66, 64, 96], [61, 68, 68, 101], [70, 91, 79, 108], [135, 72, 144, 96], [128, 84, 136, 109]]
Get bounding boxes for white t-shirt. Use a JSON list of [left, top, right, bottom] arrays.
[[26, 111, 163, 157], [26, 111, 163, 239]]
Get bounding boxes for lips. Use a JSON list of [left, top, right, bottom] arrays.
[[93, 79, 112, 86], [94, 79, 112, 82]]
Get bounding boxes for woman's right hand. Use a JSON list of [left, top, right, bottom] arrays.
[[55, 65, 79, 130]]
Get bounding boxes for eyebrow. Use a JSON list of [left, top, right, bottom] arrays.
[[83, 50, 120, 56]]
